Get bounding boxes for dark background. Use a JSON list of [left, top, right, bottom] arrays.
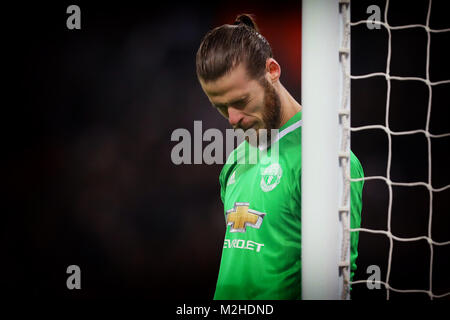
[[3, 0, 449, 300]]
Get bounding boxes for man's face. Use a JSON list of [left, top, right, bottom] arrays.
[[199, 63, 281, 143]]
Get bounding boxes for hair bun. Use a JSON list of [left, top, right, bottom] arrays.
[[233, 14, 260, 33]]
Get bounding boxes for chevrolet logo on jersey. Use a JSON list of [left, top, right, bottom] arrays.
[[226, 202, 266, 233]]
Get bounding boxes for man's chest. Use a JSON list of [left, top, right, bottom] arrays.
[[222, 159, 296, 234]]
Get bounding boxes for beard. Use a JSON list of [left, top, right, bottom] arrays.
[[260, 77, 282, 142], [242, 78, 281, 148]]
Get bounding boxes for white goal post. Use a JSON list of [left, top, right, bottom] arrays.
[[301, 0, 351, 300]]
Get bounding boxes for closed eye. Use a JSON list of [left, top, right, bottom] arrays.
[[231, 96, 250, 109], [212, 96, 250, 110]]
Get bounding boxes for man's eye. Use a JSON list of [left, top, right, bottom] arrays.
[[237, 98, 251, 108], [219, 106, 228, 115], [230, 100, 248, 109], [213, 104, 225, 111]]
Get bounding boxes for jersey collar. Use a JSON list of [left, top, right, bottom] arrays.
[[279, 110, 302, 131], [258, 111, 303, 151]]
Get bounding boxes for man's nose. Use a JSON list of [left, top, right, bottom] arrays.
[[227, 107, 244, 128]]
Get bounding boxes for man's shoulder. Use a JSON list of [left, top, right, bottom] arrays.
[[350, 151, 364, 179]]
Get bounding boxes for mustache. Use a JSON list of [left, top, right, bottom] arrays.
[[232, 123, 249, 131], [232, 124, 256, 131]]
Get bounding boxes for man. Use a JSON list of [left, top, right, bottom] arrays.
[[196, 14, 364, 300]]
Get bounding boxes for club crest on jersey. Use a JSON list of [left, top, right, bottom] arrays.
[[260, 163, 282, 192], [226, 202, 266, 233]]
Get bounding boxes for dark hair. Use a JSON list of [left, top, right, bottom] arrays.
[[196, 14, 273, 82]]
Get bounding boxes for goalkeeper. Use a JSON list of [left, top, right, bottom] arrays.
[[196, 14, 364, 300]]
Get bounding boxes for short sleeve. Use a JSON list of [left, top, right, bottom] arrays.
[[350, 151, 364, 282]]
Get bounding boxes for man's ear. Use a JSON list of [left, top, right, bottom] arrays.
[[265, 58, 281, 83]]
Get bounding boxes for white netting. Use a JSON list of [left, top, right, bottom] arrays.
[[344, 0, 450, 299]]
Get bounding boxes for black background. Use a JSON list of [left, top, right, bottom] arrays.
[[3, 0, 449, 301]]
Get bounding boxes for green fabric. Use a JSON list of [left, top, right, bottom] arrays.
[[214, 111, 364, 300]]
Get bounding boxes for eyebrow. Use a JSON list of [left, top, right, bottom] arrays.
[[212, 95, 250, 108]]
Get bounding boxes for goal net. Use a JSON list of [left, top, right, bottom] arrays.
[[302, 0, 450, 300]]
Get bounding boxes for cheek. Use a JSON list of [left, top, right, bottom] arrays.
[[246, 98, 265, 116], [243, 107, 265, 128]]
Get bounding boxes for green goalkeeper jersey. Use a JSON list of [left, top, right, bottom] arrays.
[[214, 111, 364, 300]]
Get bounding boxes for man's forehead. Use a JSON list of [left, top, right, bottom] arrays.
[[206, 89, 250, 108], [200, 64, 253, 97]]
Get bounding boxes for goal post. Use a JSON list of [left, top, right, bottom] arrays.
[[301, 0, 351, 300]]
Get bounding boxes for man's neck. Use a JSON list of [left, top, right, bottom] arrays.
[[277, 83, 302, 128]]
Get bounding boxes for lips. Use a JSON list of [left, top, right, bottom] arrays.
[[234, 120, 260, 131], [243, 122, 258, 130], [234, 124, 253, 131]]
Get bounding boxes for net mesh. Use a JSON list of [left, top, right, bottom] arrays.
[[344, 0, 450, 299]]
